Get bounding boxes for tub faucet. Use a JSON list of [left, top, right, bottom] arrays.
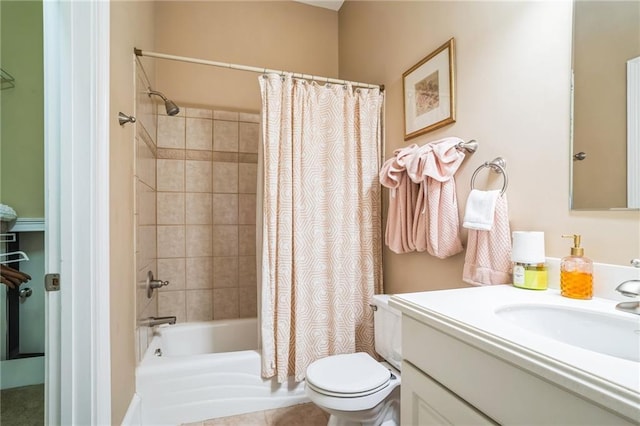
[[615, 279, 640, 316], [139, 316, 177, 327]]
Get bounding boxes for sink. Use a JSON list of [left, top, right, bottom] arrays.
[[495, 304, 640, 362]]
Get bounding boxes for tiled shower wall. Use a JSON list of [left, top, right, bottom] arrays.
[[135, 60, 159, 361], [155, 107, 259, 322]]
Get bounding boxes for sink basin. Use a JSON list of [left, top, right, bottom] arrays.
[[495, 304, 640, 362]]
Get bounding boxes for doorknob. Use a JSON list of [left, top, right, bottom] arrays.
[[573, 152, 587, 161], [19, 287, 32, 302]]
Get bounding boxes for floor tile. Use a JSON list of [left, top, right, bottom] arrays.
[[186, 403, 328, 426]]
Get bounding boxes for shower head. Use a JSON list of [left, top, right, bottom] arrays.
[[147, 88, 180, 116], [164, 99, 180, 117]]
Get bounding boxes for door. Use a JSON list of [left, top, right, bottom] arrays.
[[43, 0, 111, 424], [401, 361, 497, 426]]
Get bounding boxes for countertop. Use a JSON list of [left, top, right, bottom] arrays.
[[389, 285, 640, 422]]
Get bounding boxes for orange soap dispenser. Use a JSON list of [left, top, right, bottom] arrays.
[[560, 234, 593, 299]]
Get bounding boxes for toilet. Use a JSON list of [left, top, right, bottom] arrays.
[[305, 294, 402, 426]]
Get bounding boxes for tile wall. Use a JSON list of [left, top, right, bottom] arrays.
[[155, 107, 259, 322], [135, 60, 159, 361]]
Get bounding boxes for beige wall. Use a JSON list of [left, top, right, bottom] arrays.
[[154, 1, 339, 111], [109, 1, 156, 423], [339, 1, 640, 294], [572, 1, 640, 209]]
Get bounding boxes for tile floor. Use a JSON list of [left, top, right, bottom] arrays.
[[183, 402, 329, 426], [0, 387, 326, 426], [0, 384, 44, 426]]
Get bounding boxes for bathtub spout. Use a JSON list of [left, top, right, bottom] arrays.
[[139, 316, 177, 327]]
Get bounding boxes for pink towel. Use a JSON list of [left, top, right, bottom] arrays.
[[463, 195, 513, 285], [379, 144, 420, 254], [406, 137, 465, 258]]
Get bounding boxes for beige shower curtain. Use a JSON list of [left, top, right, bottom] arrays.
[[259, 74, 384, 382]]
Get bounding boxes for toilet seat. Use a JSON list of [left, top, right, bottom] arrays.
[[305, 358, 401, 413], [306, 353, 392, 397], [306, 379, 389, 398]]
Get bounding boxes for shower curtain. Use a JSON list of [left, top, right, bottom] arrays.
[[259, 74, 384, 382]]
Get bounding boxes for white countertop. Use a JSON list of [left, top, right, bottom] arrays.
[[389, 285, 640, 421]]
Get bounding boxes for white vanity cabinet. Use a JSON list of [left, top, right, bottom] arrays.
[[391, 287, 640, 426]]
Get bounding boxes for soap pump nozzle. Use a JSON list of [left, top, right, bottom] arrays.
[[562, 234, 584, 257]]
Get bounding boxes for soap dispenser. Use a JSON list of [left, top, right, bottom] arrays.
[[560, 234, 593, 299]]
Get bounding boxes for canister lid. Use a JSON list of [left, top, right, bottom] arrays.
[[512, 231, 546, 263]]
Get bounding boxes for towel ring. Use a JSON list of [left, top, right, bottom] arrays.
[[470, 157, 508, 195]]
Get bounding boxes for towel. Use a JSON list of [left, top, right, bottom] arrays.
[[0, 204, 17, 222], [463, 194, 512, 286], [462, 189, 501, 231], [406, 137, 465, 258], [379, 144, 420, 254]]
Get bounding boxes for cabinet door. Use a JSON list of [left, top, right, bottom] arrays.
[[401, 361, 497, 426]]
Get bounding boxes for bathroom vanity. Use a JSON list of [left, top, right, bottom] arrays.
[[390, 285, 640, 425]]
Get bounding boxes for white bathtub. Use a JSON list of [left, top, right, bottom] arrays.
[[135, 319, 308, 425]]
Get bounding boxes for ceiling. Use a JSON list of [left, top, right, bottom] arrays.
[[295, 0, 344, 11]]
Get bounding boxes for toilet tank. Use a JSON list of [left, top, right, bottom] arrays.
[[372, 294, 402, 371]]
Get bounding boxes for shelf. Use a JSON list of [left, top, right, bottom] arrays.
[[10, 218, 45, 233]]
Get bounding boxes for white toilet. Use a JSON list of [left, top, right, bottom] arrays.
[[305, 294, 402, 426]]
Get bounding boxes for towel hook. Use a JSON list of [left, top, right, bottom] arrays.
[[470, 157, 508, 195]]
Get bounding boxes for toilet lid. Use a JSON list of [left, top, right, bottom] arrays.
[[306, 352, 391, 395]]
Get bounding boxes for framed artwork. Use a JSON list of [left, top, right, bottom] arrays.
[[403, 38, 456, 140]]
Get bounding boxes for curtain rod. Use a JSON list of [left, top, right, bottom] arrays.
[[134, 48, 384, 91]]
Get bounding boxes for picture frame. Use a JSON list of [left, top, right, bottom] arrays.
[[403, 38, 456, 140]]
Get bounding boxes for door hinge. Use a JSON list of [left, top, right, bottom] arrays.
[[45, 273, 60, 292]]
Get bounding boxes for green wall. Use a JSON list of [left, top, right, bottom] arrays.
[[0, 0, 44, 219]]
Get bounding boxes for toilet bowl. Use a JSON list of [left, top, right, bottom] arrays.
[[305, 295, 402, 426], [305, 352, 400, 426]]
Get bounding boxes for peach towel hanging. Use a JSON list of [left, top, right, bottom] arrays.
[[406, 137, 465, 258], [462, 194, 513, 285], [379, 144, 420, 254]]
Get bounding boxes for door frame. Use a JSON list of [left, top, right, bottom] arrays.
[[43, 0, 111, 424], [627, 56, 640, 209]]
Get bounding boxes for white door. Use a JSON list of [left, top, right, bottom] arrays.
[[401, 362, 497, 426], [43, 1, 111, 424]]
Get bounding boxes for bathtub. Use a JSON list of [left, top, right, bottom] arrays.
[[136, 319, 308, 425]]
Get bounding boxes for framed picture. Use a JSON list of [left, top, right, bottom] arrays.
[[403, 38, 456, 140]]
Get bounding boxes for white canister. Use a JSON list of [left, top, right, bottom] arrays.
[[511, 231, 547, 290]]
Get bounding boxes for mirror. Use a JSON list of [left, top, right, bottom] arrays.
[[571, 1, 640, 210]]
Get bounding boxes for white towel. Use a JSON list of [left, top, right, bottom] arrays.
[[0, 204, 17, 222], [462, 189, 500, 231]]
